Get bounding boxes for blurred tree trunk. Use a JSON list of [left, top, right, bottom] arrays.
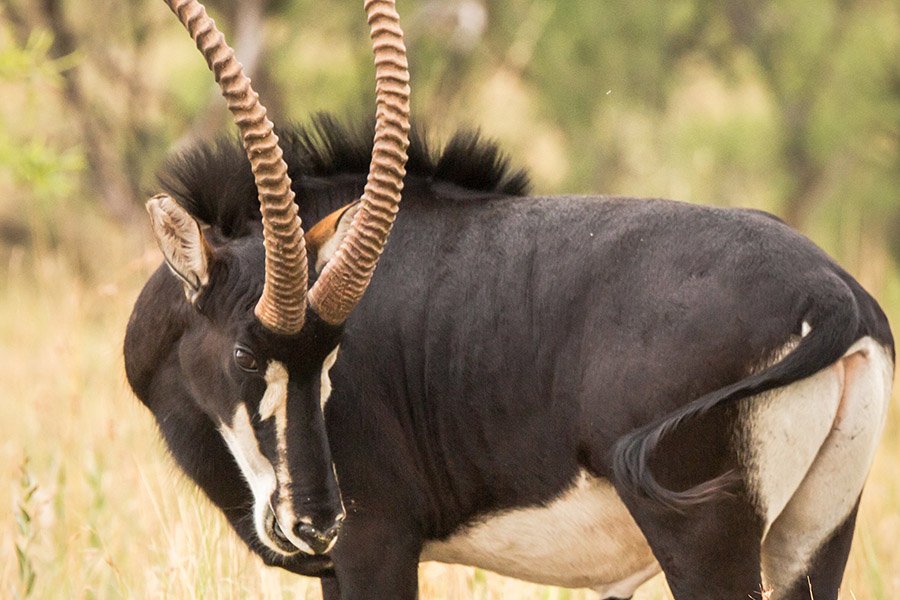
[[38, 0, 141, 223], [5, 0, 272, 222]]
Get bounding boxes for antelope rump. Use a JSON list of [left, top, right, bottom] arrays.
[[123, 1, 894, 599]]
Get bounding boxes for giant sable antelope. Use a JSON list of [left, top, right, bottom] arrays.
[[124, 0, 894, 598]]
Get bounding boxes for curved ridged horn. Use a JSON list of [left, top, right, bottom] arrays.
[[165, 0, 307, 335], [308, 0, 411, 325]]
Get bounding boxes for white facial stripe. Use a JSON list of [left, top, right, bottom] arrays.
[[259, 361, 289, 421], [320, 346, 340, 411], [272, 374, 295, 526], [321, 348, 346, 524], [262, 360, 316, 554], [219, 403, 276, 507], [226, 359, 343, 556], [218, 404, 285, 552]]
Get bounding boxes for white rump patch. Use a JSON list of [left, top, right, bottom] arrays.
[[738, 353, 843, 529], [421, 471, 659, 594], [320, 346, 340, 411], [739, 336, 893, 595]]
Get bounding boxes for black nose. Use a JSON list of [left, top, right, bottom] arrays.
[[294, 520, 341, 555]]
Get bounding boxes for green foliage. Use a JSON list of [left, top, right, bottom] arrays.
[[0, 132, 83, 209], [0, 0, 894, 328], [2, 0, 897, 254], [0, 28, 71, 81], [0, 24, 84, 222]]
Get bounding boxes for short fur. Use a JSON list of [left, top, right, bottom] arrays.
[[127, 113, 894, 600]]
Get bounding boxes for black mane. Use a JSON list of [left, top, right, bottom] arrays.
[[158, 114, 530, 239]]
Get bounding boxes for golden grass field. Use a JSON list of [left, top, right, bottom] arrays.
[[1, 215, 898, 599]]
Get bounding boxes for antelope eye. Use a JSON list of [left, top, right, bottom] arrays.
[[233, 346, 259, 372]]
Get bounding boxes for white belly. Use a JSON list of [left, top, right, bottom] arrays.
[[421, 471, 660, 596]]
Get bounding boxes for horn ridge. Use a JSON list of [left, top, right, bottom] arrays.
[[164, 0, 307, 335], [308, 0, 411, 325]]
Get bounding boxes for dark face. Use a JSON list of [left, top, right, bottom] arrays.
[[151, 0, 410, 562], [172, 233, 346, 558]]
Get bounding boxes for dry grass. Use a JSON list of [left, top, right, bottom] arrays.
[[1, 220, 897, 599]]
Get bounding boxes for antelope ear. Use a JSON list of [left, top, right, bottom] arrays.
[[146, 194, 211, 304], [305, 202, 360, 273]]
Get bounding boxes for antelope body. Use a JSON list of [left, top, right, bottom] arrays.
[[124, 1, 894, 598]]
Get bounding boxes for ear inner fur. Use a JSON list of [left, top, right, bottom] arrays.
[[146, 194, 211, 303], [306, 202, 360, 273], [305, 202, 359, 252]]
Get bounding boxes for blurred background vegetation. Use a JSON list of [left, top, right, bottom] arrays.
[[2, 0, 898, 262], [0, 0, 898, 598]]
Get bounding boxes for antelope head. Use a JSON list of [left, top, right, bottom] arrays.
[[146, 0, 409, 557]]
